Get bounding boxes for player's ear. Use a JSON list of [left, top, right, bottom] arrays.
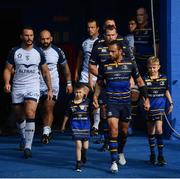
[[50, 36, 53, 42]]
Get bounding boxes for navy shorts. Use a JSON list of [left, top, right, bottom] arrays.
[[148, 114, 164, 122], [107, 103, 132, 122]]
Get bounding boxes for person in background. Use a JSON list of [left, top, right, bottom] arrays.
[[39, 29, 73, 144], [74, 18, 100, 135]]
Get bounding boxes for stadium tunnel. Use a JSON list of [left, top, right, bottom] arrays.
[[0, 0, 179, 139]]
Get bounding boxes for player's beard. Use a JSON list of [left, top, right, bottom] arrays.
[[42, 42, 51, 49], [25, 40, 33, 47]]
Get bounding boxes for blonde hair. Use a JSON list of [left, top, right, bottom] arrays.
[[147, 56, 160, 66]]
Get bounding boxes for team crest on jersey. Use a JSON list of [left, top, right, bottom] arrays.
[[146, 82, 152, 86], [153, 90, 158, 94], [160, 81, 165, 86], [25, 55, 30, 61], [144, 30, 148, 35], [101, 48, 107, 52], [108, 111, 112, 116], [17, 53, 22, 58], [79, 105, 86, 111], [107, 66, 113, 70], [122, 64, 128, 70]]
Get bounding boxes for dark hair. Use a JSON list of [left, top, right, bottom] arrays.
[[87, 18, 100, 28], [128, 17, 137, 24], [21, 26, 34, 34], [104, 24, 116, 32], [108, 40, 123, 50]]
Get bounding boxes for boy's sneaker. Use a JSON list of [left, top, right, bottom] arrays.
[[75, 162, 82, 172], [24, 148, 32, 159], [110, 161, 118, 173], [158, 155, 167, 166], [118, 153, 126, 165], [19, 138, 25, 151], [41, 132, 53, 144], [149, 154, 157, 165]]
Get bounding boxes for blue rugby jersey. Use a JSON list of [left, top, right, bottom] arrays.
[[134, 25, 159, 61], [98, 58, 140, 104], [143, 74, 169, 116], [65, 98, 90, 139], [89, 35, 132, 67]]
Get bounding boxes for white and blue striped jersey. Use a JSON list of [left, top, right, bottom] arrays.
[[40, 44, 67, 92], [7, 45, 46, 87], [79, 37, 98, 83]]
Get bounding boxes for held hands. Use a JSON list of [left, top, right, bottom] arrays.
[[167, 103, 173, 114], [4, 83, 11, 93], [66, 84, 73, 94], [144, 98, 150, 111], [93, 95, 99, 109], [47, 89, 53, 100]]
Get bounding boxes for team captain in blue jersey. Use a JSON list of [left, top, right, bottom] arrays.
[[3, 27, 53, 159], [93, 40, 150, 173], [144, 56, 173, 166], [39, 29, 73, 144]]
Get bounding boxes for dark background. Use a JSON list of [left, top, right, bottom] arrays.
[[0, 0, 161, 134]]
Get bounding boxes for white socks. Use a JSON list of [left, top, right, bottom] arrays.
[[43, 126, 51, 135], [25, 121, 35, 150], [93, 108, 100, 129]]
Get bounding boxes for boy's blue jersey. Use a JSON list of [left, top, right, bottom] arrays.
[[144, 74, 169, 116], [65, 98, 90, 140], [98, 58, 140, 104]]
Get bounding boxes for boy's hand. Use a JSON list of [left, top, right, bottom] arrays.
[[167, 103, 173, 114], [144, 98, 150, 111]]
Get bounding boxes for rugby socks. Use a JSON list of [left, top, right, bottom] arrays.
[[25, 118, 35, 150], [103, 121, 109, 145], [148, 134, 156, 155], [93, 108, 100, 130], [43, 126, 51, 135], [156, 134, 164, 157], [16, 119, 26, 140], [118, 132, 127, 153], [109, 137, 118, 162]]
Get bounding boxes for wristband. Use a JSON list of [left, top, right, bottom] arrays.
[[139, 85, 148, 99], [67, 80, 72, 86]]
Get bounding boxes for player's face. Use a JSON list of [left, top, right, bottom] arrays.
[[136, 8, 148, 25], [74, 88, 85, 100], [87, 21, 99, 38], [40, 31, 52, 48], [105, 29, 117, 43], [128, 20, 137, 32], [108, 44, 122, 61], [148, 63, 160, 76], [21, 29, 34, 46]]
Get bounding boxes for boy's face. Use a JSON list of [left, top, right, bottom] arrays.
[[74, 88, 85, 100], [148, 62, 160, 75]]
